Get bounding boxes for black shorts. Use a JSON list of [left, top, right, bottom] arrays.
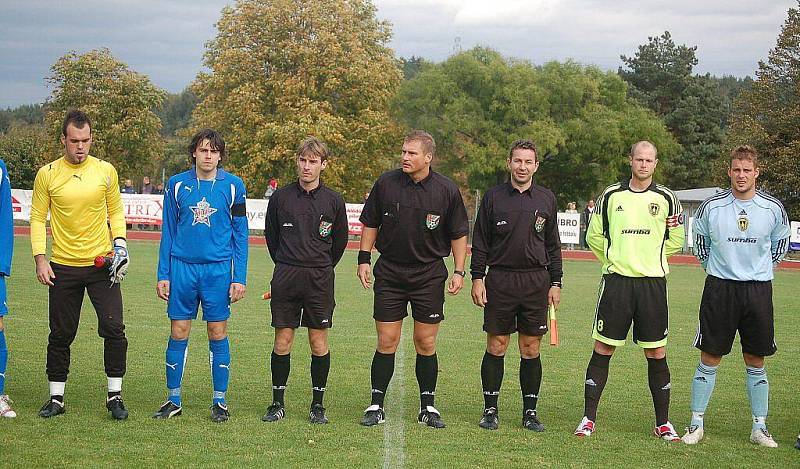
[[270, 263, 335, 329], [373, 257, 447, 324], [592, 274, 668, 348], [694, 275, 776, 357], [484, 268, 549, 336]]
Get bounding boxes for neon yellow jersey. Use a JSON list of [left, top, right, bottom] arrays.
[[30, 156, 126, 266], [586, 180, 684, 277]]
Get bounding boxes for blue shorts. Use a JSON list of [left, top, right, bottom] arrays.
[[0, 276, 7, 316], [167, 259, 231, 322]]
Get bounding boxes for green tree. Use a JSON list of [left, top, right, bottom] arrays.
[[0, 124, 51, 189], [400, 56, 432, 80], [192, 0, 403, 200], [727, 2, 800, 219], [393, 48, 678, 206], [620, 32, 726, 189], [158, 88, 199, 137], [45, 48, 166, 180], [0, 104, 45, 133]]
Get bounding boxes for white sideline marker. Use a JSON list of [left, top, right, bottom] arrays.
[[382, 334, 405, 469]]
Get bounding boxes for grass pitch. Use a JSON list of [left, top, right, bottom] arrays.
[[2, 237, 799, 467]]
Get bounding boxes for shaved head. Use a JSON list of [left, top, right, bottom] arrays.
[[629, 140, 658, 158]]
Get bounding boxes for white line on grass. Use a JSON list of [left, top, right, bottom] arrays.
[[382, 333, 405, 469]]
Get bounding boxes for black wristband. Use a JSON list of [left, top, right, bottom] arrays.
[[358, 250, 372, 265]]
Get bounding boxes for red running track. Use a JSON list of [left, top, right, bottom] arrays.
[[13, 226, 800, 269]]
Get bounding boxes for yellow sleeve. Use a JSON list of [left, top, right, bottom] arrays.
[[586, 204, 606, 262], [30, 166, 51, 256], [665, 198, 685, 257], [105, 163, 126, 240]]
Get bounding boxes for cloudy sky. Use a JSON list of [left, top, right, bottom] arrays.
[[0, 0, 795, 108]]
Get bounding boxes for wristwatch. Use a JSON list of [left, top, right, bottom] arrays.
[[454, 270, 466, 277]]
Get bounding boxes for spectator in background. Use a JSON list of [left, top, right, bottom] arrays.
[[565, 202, 578, 214], [564, 202, 578, 250], [121, 179, 137, 194], [265, 178, 278, 199], [140, 176, 153, 194], [151, 182, 164, 195], [581, 199, 596, 249]]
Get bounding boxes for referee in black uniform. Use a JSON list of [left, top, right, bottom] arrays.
[[357, 130, 469, 428], [263, 137, 348, 424], [471, 139, 562, 431]]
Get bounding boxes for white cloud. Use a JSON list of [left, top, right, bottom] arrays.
[[0, 0, 796, 107]]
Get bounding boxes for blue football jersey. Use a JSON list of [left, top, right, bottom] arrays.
[[0, 159, 12, 276], [157, 168, 249, 284], [693, 189, 790, 281]]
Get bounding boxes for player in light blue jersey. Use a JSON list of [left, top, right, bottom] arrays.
[[154, 129, 249, 422], [682, 145, 790, 447], [0, 159, 16, 417]]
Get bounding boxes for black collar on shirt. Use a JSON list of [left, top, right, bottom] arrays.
[[402, 169, 433, 190], [505, 181, 534, 197], [292, 180, 325, 198], [622, 178, 655, 193]]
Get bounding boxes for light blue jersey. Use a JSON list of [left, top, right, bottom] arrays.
[[693, 189, 790, 281], [157, 168, 249, 285]]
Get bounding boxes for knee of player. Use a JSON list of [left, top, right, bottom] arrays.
[[518, 339, 541, 358], [486, 335, 510, 356], [413, 336, 436, 355], [273, 333, 295, 354], [377, 335, 401, 353], [644, 347, 666, 360], [309, 341, 329, 356], [48, 333, 77, 346]]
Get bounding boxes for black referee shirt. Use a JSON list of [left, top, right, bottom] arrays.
[[265, 181, 349, 268], [470, 182, 563, 283], [360, 169, 469, 265]]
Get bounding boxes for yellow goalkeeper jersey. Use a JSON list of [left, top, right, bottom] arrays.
[[586, 180, 685, 277], [30, 156, 126, 266]]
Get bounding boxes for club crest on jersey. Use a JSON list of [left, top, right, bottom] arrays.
[[319, 220, 333, 238], [738, 216, 749, 231], [426, 213, 440, 230], [649, 203, 660, 216], [534, 215, 546, 233], [190, 197, 217, 227]]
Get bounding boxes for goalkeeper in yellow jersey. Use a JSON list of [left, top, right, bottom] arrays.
[[30, 110, 130, 420], [574, 141, 685, 440]]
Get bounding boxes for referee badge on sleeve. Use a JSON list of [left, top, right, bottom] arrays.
[[425, 213, 441, 230], [319, 219, 333, 238]]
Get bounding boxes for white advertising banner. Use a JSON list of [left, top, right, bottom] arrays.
[[12, 188, 365, 233], [346, 203, 364, 235], [557, 212, 581, 244], [10, 189, 33, 221], [791, 221, 800, 251], [122, 194, 164, 224], [246, 198, 268, 231]]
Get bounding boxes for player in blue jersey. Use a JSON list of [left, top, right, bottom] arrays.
[[153, 129, 249, 422], [681, 145, 790, 447], [0, 159, 15, 417]]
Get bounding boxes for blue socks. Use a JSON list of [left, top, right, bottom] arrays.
[[689, 362, 718, 427], [166, 337, 188, 406], [746, 366, 769, 431], [209, 337, 230, 406], [0, 329, 7, 395]]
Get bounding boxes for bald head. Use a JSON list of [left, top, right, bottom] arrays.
[[629, 141, 657, 158]]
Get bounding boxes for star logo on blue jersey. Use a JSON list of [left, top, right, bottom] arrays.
[[190, 197, 217, 227]]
